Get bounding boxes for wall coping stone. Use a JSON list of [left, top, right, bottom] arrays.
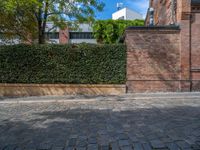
[[0, 84, 125, 88], [126, 26, 180, 31], [0, 84, 126, 96]]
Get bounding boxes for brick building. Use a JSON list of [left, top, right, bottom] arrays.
[[125, 0, 200, 92]]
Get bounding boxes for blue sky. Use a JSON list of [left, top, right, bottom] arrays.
[[95, 0, 149, 20]]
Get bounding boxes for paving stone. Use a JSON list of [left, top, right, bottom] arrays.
[[191, 144, 200, 150], [142, 143, 152, 150], [99, 145, 109, 150], [118, 140, 130, 147], [133, 142, 143, 150], [67, 138, 77, 147], [196, 141, 200, 146], [0, 94, 200, 149], [117, 133, 129, 140], [64, 147, 74, 150], [87, 144, 98, 150], [15, 147, 23, 150], [38, 143, 52, 150], [24, 143, 37, 150], [76, 139, 87, 147], [146, 134, 158, 140], [88, 137, 97, 144], [150, 140, 166, 149], [120, 145, 133, 150], [110, 142, 119, 150], [75, 147, 86, 150], [51, 146, 64, 150], [3, 145, 17, 150], [166, 142, 180, 150], [129, 135, 138, 142], [176, 140, 191, 149]]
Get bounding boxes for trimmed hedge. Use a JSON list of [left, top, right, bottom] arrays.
[[0, 44, 126, 84]]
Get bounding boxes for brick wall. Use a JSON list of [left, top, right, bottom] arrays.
[[142, 0, 200, 92], [191, 12, 200, 91], [59, 28, 69, 44], [146, 0, 192, 25], [125, 26, 182, 92], [146, 0, 176, 25]]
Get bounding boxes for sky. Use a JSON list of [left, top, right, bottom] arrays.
[[95, 0, 149, 20]]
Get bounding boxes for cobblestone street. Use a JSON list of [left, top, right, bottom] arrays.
[[0, 93, 200, 150]]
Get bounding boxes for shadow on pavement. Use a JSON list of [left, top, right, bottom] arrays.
[[0, 105, 200, 150]]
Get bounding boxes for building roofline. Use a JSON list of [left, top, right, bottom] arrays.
[[112, 7, 143, 16]]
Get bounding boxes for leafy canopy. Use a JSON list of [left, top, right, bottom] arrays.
[[92, 19, 144, 44], [0, 0, 105, 43]]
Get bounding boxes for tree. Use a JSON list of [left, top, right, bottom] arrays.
[[0, 0, 38, 44], [0, 0, 104, 44], [92, 19, 144, 44]]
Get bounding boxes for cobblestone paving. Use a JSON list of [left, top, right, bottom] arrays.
[[0, 94, 200, 150]]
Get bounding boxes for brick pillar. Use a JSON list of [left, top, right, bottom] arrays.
[[59, 28, 69, 44], [180, 20, 191, 91], [179, 0, 192, 91], [125, 26, 181, 93]]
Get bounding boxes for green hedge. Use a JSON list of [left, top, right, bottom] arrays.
[[0, 44, 126, 84]]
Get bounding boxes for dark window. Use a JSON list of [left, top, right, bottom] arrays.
[[45, 32, 59, 39], [118, 16, 125, 20], [69, 32, 94, 39]]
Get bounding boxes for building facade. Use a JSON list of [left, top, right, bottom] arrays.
[[45, 23, 96, 44], [125, 0, 200, 92], [112, 7, 143, 20]]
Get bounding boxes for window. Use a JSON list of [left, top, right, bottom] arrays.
[[69, 32, 94, 39], [118, 16, 125, 20], [45, 32, 59, 39]]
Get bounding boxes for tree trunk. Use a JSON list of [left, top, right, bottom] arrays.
[[38, 0, 49, 44], [38, 30, 45, 44]]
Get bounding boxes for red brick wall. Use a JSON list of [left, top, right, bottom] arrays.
[[191, 12, 200, 91], [143, 0, 200, 92], [191, 13, 200, 69], [146, 0, 193, 25], [125, 27, 182, 92], [147, 0, 176, 25], [59, 28, 69, 44]]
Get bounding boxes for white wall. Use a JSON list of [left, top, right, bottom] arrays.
[[0, 39, 20, 45], [46, 39, 60, 44], [69, 39, 97, 44], [112, 8, 143, 20], [126, 8, 143, 20], [112, 8, 126, 20], [76, 24, 93, 32]]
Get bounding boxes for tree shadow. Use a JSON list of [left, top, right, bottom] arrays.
[[0, 104, 200, 149]]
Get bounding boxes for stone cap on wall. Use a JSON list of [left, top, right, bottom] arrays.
[[126, 26, 180, 31], [119, 26, 180, 43]]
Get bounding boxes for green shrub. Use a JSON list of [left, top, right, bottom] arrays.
[[93, 19, 144, 44], [0, 44, 126, 84]]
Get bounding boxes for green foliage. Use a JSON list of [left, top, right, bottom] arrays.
[[0, 0, 38, 42], [93, 19, 144, 44], [0, 44, 126, 84], [0, 0, 105, 44]]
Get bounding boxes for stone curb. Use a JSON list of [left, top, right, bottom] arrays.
[[0, 92, 200, 104]]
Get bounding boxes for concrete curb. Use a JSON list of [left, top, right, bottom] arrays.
[[0, 92, 200, 104]]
